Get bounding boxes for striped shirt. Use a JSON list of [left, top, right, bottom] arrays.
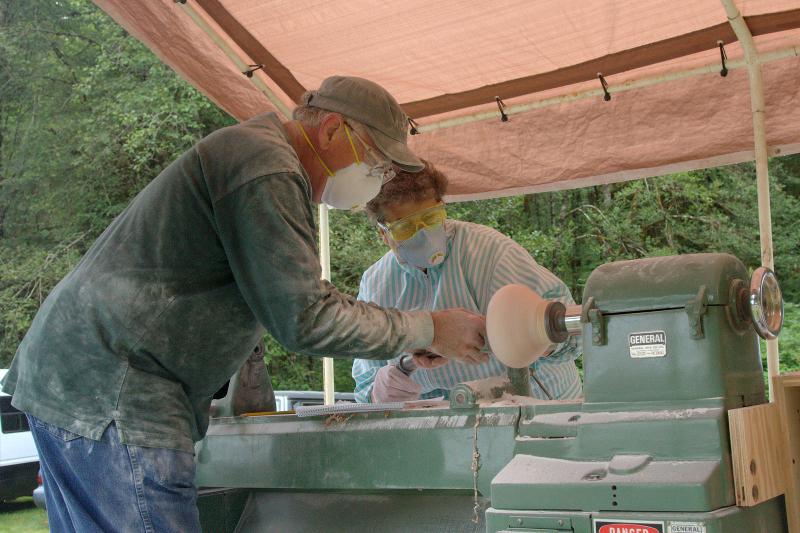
[[352, 220, 583, 403]]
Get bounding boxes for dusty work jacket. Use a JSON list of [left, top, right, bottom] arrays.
[[352, 220, 583, 403], [1, 113, 433, 452]]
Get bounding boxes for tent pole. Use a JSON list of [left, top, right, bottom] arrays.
[[416, 45, 800, 134], [720, 0, 779, 401], [177, 2, 294, 119], [318, 205, 335, 405], [179, 1, 336, 403]]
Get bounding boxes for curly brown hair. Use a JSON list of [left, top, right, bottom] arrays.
[[364, 159, 448, 223]]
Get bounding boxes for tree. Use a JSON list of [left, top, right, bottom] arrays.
[[0, 0, 234, 366]]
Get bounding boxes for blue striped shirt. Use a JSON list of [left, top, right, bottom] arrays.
[[352, 220, 583, 403]]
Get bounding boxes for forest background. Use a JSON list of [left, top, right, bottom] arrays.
[[2, 0, 799, 392]]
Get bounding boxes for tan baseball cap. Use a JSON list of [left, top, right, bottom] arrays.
[[306, 76, 423, 172]]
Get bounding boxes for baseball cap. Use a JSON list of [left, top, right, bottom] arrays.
[[306, 76, 423, 172]]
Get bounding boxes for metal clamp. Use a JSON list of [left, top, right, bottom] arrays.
[[685, 285, 708, 340], [581, 297, 606, 346]]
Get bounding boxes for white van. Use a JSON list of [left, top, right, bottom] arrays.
[[0, 369, 39, 501]]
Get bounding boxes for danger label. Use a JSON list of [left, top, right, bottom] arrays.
[[594, 520, 664, 533], [628, 330, 667, 358]]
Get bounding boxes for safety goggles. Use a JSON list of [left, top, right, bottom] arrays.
[[344, 123, 396, 184], [377, 202, 446, 242]]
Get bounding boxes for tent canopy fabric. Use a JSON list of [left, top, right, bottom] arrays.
[[93, 0, 800, 201]]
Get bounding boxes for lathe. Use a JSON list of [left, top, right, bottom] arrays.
[[195, 252, 786, 533]]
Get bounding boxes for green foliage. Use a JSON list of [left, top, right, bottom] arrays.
[[262, 332, 357, 393], [761, 302, 800, 381], [326, 209, 388, 296], [0, 237, 88, 360], [448, 196, 557, 268], [0, 0, 235, 367], [0, 0, 233, 242]]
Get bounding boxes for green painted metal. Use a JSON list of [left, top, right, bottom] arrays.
[[486, 497, 786, 533], [582, 307, 764, 405], [583, 253, 764, 406], [492, 454, 726, 512], [196, 405, 518, 497], [582, 253, 749, 314], [233, 491, 490, 533], [509, 401, 736, 512], [487, 254, 770, 524], [194, 253, 786, 532], [196, 488, 250, 533]]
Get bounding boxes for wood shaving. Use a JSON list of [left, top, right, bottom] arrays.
[[325, 413, 356, 427], [472, 407, 483, 523]]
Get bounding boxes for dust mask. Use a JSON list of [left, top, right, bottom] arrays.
[[320, 163, 381, 211], [296, 121, 382, 211], [395, 226, 448, 269]]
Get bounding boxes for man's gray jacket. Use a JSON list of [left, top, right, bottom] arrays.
[[1, 113, 432, 452]]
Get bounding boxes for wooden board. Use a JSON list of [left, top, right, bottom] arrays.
[[773, 371, 800, 533], [728, 402, 787, 507]]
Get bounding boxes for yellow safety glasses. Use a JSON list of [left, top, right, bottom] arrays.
[[378, 203, 446, 242]]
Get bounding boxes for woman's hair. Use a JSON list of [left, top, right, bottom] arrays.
[[364, 159, 449, 223]]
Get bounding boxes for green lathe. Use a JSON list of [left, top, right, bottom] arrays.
[[194, 253, 786, 533]]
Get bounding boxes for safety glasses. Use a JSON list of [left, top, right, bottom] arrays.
[[344, 123, 396, 184], [378, 203, 446, 242]]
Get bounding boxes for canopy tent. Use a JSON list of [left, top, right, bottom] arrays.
[[92, 0, 800, 198], [91, 0, 800, 397]]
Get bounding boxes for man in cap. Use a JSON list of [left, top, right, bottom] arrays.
[[1, 75, 488, 532]]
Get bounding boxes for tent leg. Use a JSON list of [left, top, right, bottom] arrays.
[[318, 204, 335, 405], [720, 0, 779, 400]]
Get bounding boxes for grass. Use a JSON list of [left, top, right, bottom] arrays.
[[0, 498, 48, 533]]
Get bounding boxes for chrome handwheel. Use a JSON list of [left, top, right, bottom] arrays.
[[749, 267, 783, 340]]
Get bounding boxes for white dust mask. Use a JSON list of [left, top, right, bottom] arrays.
[[320, 162, 381, 211], [296, 121, 385, 212]]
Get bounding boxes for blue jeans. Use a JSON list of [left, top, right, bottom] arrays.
[[28, 415, 201, 533]]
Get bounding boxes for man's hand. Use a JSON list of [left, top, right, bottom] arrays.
[[372, 365, 422, 402], [409, 351, 449, 370], [428, 309, 490, 365]]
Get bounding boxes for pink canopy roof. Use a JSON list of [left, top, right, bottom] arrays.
[[93, 0, 800, 201]]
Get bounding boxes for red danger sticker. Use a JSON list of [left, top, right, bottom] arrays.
[[594, 520, 664, 533]]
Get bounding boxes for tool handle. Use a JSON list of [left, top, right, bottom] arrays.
[[395, 354, 417, 375]]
